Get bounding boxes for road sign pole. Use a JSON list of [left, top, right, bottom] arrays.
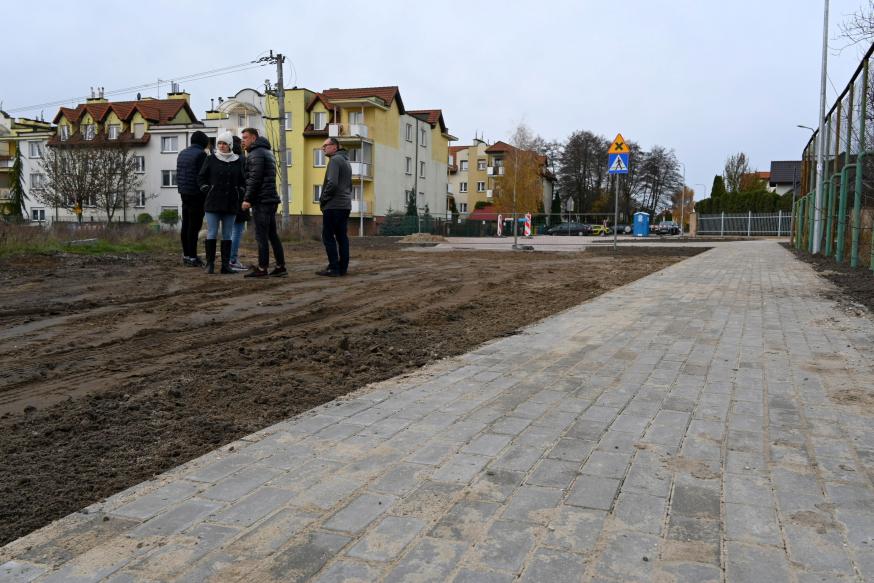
[[613, 174, 619, 251]]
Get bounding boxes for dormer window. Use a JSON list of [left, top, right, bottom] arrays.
[[312, 112, 326, 131], [108, 124, 120, 140], [60, 125, 70, 141], [83, 124, 96, 140]]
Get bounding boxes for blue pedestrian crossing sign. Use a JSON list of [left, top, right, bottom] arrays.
[[608, 153, 629, 174]]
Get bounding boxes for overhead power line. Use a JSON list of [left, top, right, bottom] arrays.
[[7, 59, 272, 115]]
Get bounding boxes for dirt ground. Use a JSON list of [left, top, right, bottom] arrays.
[[783, 243, 874, 313], [0, 238, 703, 545]]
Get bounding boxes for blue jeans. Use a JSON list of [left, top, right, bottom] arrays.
[[230, 221, 245, 262], [205, 212, 235, 240]]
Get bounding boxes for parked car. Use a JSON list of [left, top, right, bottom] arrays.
[[611, 224, 632, 235], [547, 222, 592, 236], [590, 224, 612, 236], [655, 221, 680, 235]]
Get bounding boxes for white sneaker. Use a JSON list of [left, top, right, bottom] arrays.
[[229, 260, 247, 272]]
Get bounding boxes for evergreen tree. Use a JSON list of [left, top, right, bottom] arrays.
[[710, 175, 727, 199], [9, 147, 27, 221]]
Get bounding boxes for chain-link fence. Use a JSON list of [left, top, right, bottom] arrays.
[[697, 212, 792, 236], [796, 42, 874, 271], [381, 213, 636, 238]]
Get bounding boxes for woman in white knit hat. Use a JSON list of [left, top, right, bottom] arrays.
[[197, 131, 246, 274]]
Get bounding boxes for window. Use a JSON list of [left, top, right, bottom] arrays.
[[134, 123, 145, 138], [60, 125, 70, 141], [459, 202, 468, 213], [161, 170, 177, 187], [460, 160, 468, 171], [135, 191, 146, 207], [284, 148, 292, 166], [448, 154, 454, 165], [313, 184, 322, 203], [30, 173, 46, 189], [313, 149, 326, 167], [460, 182, 468, 193], [31, 208, 46, 222], [281, 112, 292, 131], [349, 111, 363, 125], [419, 161, 426, 178], [238, 113, 246, 127], [405, 157, 412, 175], [405, 123, 413, 142], [28, 141, 43, 158], [352, 185, 361, 201], [134, 156, 145, 173], [420, 127, 427, 146], [477, 159, 486, 170], [312, 112, 326, 131], [108, 124, 120, 140], [82, 124, 96, 140], [477, 181, 486, 192], [161, 136, 179, 153]]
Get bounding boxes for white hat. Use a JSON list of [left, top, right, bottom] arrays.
[[217, 131, 234, 146]]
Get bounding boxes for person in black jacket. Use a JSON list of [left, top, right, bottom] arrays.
[[240, 128, 286, 278], [317, 137, 353, 276], [176, 130, 210, 266], [197, 131, 245, 274]]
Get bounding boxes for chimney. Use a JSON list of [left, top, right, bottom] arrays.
[[167, 83, 191, 103], [86, 85, 108, 104]]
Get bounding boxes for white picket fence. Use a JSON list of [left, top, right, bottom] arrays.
[[697, 212, 792, 236]]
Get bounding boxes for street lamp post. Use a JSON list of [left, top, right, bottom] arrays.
[[797, 125, 816, 247], [812, 0, 830, 254], [678, 162, 686, 236]]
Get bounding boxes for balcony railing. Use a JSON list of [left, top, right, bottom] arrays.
[[0, 159, 14, 169], [351, 200, 368, 213], [328, 123, 369, 139], [486, 189, 493, 198], [350, 162, 372, 178], [487, 166, 505, 176]]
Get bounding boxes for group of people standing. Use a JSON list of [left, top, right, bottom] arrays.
[[176, 130, 352, 278]]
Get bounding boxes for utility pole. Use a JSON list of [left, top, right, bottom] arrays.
[[813, 0, 829, 254], [257, 50, 290, 228]]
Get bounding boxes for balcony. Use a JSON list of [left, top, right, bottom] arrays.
[[328, 123, 369, 139], [350, 162, 373, 179], [351, 200, 368, 213], [0, 158, 14, 169], [487, 166, 505, 176], [0, 188, 10, 200], [486, 189, 493, 198]]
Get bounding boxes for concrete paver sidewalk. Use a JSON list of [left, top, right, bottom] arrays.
[[3, 241, 874, 582]]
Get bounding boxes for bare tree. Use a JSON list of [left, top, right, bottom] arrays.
[[557, 130, 610, 215], [39, 145, 144, 222], [635, 145, 682, 215], [723, 152, 750, 193], [838, 1, 874, 51]]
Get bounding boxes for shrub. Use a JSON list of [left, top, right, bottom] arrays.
[[136, 213, 153, 224], [158, 209, 179, 227]]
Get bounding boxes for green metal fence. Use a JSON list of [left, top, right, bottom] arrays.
[[795, 42, 874, 271]]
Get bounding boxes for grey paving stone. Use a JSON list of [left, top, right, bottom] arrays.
[[310, 560, 383, 583], [588, 530, 660, 582], [566, 475, 620, 510], [462, 433, 513, 456], [548, 438, 595, 463], [129, 498, 223, 539], [223, 507, 320, 558], [613, 491, 666, 535], [490, 444, 543, 472], [345, 515, 425, 561], [670, 478, 720, 520], [655, 562, 722, 583], [782, 523, 855, 575], [183, 455, 258, 483], [404, 440, 456, 466], [472, 520, 538, 572], [295, 476, 362, 510], [725, 541, 792, 583], [369, 462, 432, 496], [580, 451, 631, 479], [384, 537, 467, 583], [490, 416, 533, 435], [322, 492, 396, 534], [526, 459, 579, 489], [391, 481, 462, 518], [429, 499, 500, 542], [725, 502, 782, 545], [111, 481, 202, 521], [17, 512, 140, 568], [468, 468, 523, 502], [123, 523, 238, 578], [264, 530, 351, 582], [452, 568, 516, 583], [200, 466, 280, 502], [207, 486, 296, 528], [502, 485, 563, 524], [0, 561, 45, 583], [520, 547, 587, 583], [431, 452, 490, 484], [545, 506, 607, 553]]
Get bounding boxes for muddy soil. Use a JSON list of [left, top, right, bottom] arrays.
[[0, 239, 703, 545], [783, 243, 874, 313]]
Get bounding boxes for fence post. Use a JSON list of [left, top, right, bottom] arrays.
[[778, 210, 782, 237], [747, 211, 752, 237], [720, 212, 724, 237]]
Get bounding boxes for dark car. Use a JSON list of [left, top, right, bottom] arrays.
[[612, 224, 632, 235], [547, 222, 592, 236], [655, 221, 680, 235]]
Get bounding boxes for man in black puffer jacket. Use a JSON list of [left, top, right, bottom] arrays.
[[240, 128, 286, 278], [176, 130, 209, 266]]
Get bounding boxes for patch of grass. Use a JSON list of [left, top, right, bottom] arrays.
[[0, 223, 177, 258]]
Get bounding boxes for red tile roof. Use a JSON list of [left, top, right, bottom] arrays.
[[449, 145, 469, 155], [321, 86, 404, 112], [408, 109, 448, 134], [485, 140, 515, 154], [53, 99, 196, 125], [47, 130, 151, 148]]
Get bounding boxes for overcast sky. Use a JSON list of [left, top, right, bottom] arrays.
[[4, 0, 870, 199]]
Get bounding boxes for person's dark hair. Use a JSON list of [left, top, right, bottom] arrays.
[[327, 137, 340, 147], [190, 130, 209, 147], [242, 127, 259, 137]]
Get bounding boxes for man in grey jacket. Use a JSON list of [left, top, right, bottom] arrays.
[[317, 137, 353, 276]]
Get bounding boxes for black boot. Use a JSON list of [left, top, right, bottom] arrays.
[[220, 240, 234, 274], [204, 239, 216, 274]]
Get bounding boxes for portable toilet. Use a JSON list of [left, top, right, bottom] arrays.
[[633, 212, 650, 237]]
